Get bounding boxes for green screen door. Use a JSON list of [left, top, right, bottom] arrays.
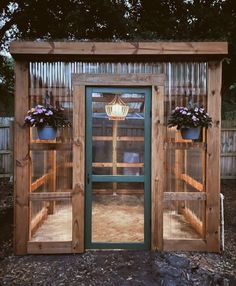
[[85, 87, 151, 249]]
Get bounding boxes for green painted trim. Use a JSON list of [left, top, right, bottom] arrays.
[[85, 86, 151, 250], [92, 175, 144, 182]]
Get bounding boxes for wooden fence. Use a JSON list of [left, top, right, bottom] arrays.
[[0, 117, 14, 178], [0, 117, 235, 179]]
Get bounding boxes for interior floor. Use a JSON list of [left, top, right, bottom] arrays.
[[30, 197, 201, 243]]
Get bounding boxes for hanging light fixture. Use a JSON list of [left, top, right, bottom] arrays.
[[105, 95, 129, 120]]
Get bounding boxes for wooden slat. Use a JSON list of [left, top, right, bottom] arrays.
[[27, 241, 72, 254], [92, 136, 144, 141], [47, 150, 56, 214], [72, 85, 85, 253], [165, 141, 206, 150], [93, 189, 144, 195], [10, 41, 228, 55], [31, 173, 51, 192], [180, 174, 204, 192], [30, 192, 72, 201], [206, 61, 222, 252], [30, 142, 71, 151], [181, 208, 203, 237], [163, 239, 207, 251], [14, 61, 29, 255], [164, 192, 206, 201], [30, 207, 48, 236], [151, 85, 165, 251], [92, 162, 144, 168]]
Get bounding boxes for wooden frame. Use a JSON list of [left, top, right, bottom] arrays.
[[73, 74, 165, 251], [11, 41, 226, 254]]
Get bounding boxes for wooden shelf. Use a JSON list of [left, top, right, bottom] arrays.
[[165, 140, 206, 150], [30, 141, 72, 151]]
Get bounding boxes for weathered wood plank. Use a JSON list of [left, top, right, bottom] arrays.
[[10, 41, 228, 55], [72, 85, 85, 253], [206, 61, 222, 252], [14, 61, 30, 255]]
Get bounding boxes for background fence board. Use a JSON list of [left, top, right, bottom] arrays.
[[0, 117, 14, 178]]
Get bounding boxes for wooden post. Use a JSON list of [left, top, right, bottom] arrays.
[[47, 150, 56, 214], [72, 85, 85, 253], [112, 120, 118, 192], [151, 85, 165, 250], [14, 61, 30, 255], [206, 61, 222, 252]]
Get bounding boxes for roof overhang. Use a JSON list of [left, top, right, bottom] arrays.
[[10, 41, 228, 62]]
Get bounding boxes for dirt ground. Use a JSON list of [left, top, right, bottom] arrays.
[[0, 179, 235, 286]]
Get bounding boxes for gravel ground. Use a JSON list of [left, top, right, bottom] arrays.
[[0, 179, 235, 286]]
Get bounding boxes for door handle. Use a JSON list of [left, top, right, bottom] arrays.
[[87, 173, 90, 185]]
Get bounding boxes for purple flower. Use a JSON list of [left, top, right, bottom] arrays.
[[40, 119, 44, 123]]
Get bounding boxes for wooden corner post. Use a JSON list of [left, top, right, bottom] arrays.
[[206, 61, 222, 252], [14, 61, 30, 255], [151, 85, 165, 251], [72, 85, 85, 253]]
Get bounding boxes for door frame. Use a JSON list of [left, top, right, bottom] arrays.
[[72, 74, 165, 252], [85, 86, 151, 250]]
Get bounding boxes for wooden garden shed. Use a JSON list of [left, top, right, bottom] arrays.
[[10, 41, 228, 254]]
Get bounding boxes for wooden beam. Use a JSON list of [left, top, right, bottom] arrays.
[[180, 174, 204, 192], [151, 85, 165, 251], [112, 121, 118, 193], [47, 150, 56, 214], [30, 192, 72, 201], [163, 239, 206, 251], [92, 162, 144, 168], [10, 41, 228, 56], [30, 207, 48, 236], [72, 85, 85, 253], [206, 61, 222, 252], [93, 189, 144, 195], [164, 192, 206, 201], [30, 142, 71, 151], [31, 173, 51, 192], [181, 207, 203, 237], [14, 61, 30, 255], [27, 241, 72, 254], [92, 136, 144, 141]]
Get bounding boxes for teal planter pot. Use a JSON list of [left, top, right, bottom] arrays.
[[180, 127, 201, 140], [37, 126, 57, 140]]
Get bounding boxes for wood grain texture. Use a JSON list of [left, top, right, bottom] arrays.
[[72, 85, 85, 253], [151, 85, 165, 251], [206, 61, 222, 252], [14, 61, 30, 255], [10, 41, 228, 55]]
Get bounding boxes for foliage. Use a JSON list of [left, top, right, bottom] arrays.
[[24, 105, 71, 128], [168, 106, 212, 129], [0, 55, 14, 115]]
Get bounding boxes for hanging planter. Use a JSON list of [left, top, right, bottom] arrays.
[[37, 126, 57, 140], [180, 127, 201, 140], [24, 105, 71, 140], [167, 106, 212, 141]]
